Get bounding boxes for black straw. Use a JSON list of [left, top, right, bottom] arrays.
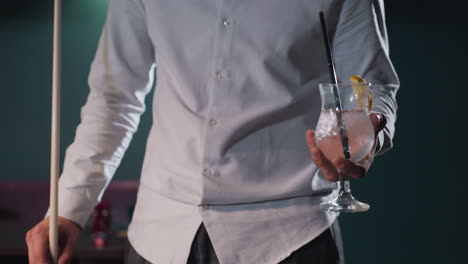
[[319, 11, 338, 85], [319, 11, 351, 160]]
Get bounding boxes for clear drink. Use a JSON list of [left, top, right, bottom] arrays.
[[315, 83, 376, 213], [315, 110, 374, 163]]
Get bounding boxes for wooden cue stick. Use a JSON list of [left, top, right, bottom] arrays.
[[50, 0, 62, 262]]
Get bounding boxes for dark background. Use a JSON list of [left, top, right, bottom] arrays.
[[1, 1, 467, 263]]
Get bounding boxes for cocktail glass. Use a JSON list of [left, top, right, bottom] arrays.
[[315, 83, 375, 213]]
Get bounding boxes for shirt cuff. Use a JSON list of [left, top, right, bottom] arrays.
[[45, 186, 99, 229]]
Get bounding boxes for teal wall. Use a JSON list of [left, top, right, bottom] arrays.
[[341, 13, 467, 264], [2, 0, 152, 181], [1, 1, 466, 263]]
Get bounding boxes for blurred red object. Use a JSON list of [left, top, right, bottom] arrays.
[[91, 199, 112, 249]]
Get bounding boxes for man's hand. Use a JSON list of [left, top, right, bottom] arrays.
[[305, 113, 387, 181], [25, 216, 81, 264]]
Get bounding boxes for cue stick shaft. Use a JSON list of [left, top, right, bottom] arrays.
[[50, 0, 62, 262]]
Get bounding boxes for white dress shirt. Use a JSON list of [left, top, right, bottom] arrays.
[[54, 0, 399, 263]]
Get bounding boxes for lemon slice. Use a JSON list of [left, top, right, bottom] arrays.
[[350, 75, 372, 111]]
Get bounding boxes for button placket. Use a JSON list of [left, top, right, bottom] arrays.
[[201, 10, 233, 191], [215, 17, 233, 82]]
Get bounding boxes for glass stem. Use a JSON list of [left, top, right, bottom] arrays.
[[338, 174, 352, 196]]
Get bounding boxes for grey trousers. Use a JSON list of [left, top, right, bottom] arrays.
[[126, 221, 344, 264]]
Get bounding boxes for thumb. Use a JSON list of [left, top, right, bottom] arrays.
[[369, 113, 386, 135], [58, 234, 76, 264]]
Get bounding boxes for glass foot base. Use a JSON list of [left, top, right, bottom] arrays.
[[320, 193, 370, 213]]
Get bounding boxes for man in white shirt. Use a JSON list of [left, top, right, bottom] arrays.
[[26, 0, 398, 263]]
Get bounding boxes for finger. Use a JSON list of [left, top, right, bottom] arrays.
[[59, 217, 81, 264], [333, 158, 366, 180], [58, 237, 74, 264], [305, 129, 316, 148], [30, 229, 52, 264], [306, 130, 339, 181], [357, 155, 373, 172], [26, 230, 36, 264], [369, 113, 387, 135]]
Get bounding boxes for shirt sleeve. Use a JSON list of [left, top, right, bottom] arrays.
[[332, 0, 399, 155], [48, 0, 156, 228]]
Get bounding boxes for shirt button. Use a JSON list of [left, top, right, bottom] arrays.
[[202, 169, 212, 177], [216, 71, 225, 80], [223, 19, 232, 26], [209, 119, 218, 126]]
